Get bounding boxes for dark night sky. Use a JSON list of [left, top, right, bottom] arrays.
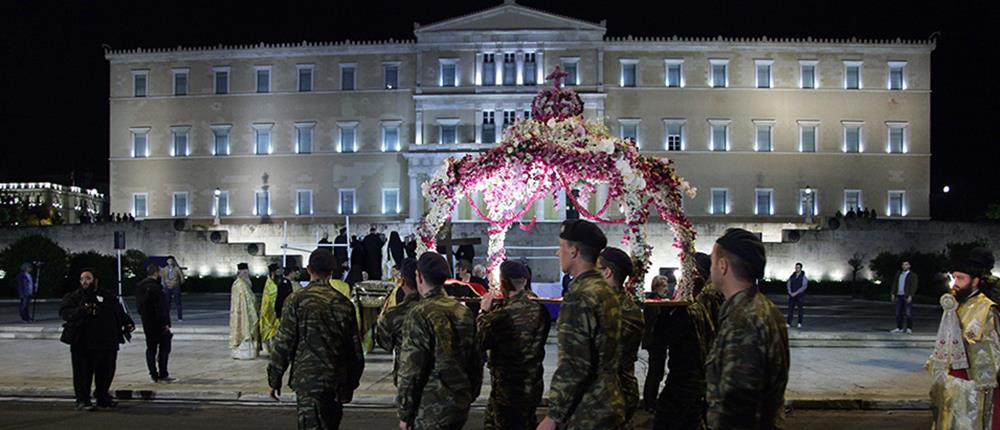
[[1, 0, 997, 220]]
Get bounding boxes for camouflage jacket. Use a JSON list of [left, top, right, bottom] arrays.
[[705, 286, 789, 430], [396, 286, 483, 428], [546, 269, 625, 428], [376, 292, 420, 386], [267, 279, 365, 401], [696, 281, 725, 331], [477, 290, 551, 408], [618, 291, 645, 420]]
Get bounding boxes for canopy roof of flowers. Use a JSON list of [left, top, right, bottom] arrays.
[[417, 67, 698, 300]]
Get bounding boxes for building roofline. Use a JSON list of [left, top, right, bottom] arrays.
[[414, 0, 605, 34], [104, 39, 416, 61], [604, 35, 936, 50]]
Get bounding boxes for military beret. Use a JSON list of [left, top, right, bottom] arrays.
[[267, 263, 280, 272], [237, 262, 249, 270], [715, 228, 766, 281], [951, 246, 995, 277], [560, 219, 607, 250], [599, 247, 634, 279], [694, 252, 712, 280], [500, 260, 530, 281]]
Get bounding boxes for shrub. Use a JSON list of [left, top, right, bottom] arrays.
[[869, 249, 949, 299], [66, 251, 118, 296], [0, 235, 69, 298]]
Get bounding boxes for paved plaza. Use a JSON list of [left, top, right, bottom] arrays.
[[0, 293, 938, 409]]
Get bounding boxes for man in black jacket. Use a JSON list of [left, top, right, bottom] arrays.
[[362, 227, 386, 280], [135, 264, 173, 383]]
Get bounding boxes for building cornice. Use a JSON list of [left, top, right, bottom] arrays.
[[105, 40, 417, 64], [603, 36, 935, 54]]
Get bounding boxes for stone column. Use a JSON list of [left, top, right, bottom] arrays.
[[408, 173, 421, 222], [415, 110, 423, 145], [516, 51, 524, 85]]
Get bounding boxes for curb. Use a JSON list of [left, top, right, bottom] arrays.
[[0, 386, 929, 411]]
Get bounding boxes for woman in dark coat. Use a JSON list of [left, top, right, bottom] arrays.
[[388, 231, 405, 267], [345, 235, 368, 286], [59, 269, 134, 411]]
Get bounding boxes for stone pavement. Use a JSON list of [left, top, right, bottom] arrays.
[[0, 294, 939, 409]]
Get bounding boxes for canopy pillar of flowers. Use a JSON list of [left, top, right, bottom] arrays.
[[416, 67, 699, 300]]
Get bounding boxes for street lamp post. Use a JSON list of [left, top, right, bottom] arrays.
[[213, 188, 221, 226]]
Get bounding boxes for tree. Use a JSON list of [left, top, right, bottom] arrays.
[[66, 251, 117, 293], [0, 235, 69, 297], [848, 252, 866, 298]]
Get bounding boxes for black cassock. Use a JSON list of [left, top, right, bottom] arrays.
[[362, 233, 385, 281]]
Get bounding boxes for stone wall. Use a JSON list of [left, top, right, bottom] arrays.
[[1, 218, 997, 286]]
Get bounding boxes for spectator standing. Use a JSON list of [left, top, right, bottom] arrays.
[[135, 264, 173, 383], [786, 262, 808, 329], [162, 257, 185, 321], [60, 269, 135, 411], [16, 263, 34, 322], [891, 261, 918, 334]]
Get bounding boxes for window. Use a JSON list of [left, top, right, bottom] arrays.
[[296, 190, 313, 215], [708, 119, 730, 151], [888, 191, 906, 216], [382, 188, 399, 214], [754, 121, 774, 152], [620, 59, 638, 87], [133, 70, 148, 97], [755, 60, 773, 88], [297, 64, 314, 92], [440, 125, 457, 144], [503, 53, 516, 86], [710, 188, 729, 215], [253, 123, 272, 155], [214, 190, 230, 216], [561, 58, 579, 86], [130, 127, 149, 158], [296, 122, 315, 154], [710, 59, 729, 88], [755, 189, 774, 215], [379, 121, 400, 152], [502, 110, 517, 132], [798, 121, 819, 152], [338, 122, 357, 153], [172, 192, 188, 217], [255, 66, 271, 93], [800, 189, 819, 216], [211, 125, 231, 156], [172, 69, 188, 96], [440, 59, 458, 87], [255, 190, 270, 216], [132, 193, 148, 218], [170, 126, 190, 157], [843, 122, 863, 153], [438, 119, 459, 144], [844, 61, 862, 89], [619, 119, 640, 146], [664, 119, 685, 151], [340, 64, 356, 90], [213, 67, 229, 94], [799, 60, 818, 89], [482, 54, 495, 86], [889, 61, 906, 90], [843, 190, 863, 213], [339, 189, 356, 214], [482, 111, 496, 143], [384, 62, 399, 89], [887, 122, 907, 153], [665, 59, 683, 87], [523, 53, 537, 85]]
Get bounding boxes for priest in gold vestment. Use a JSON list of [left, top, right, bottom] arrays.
[[230, 262, 260, 360], [929, 247, 1000, 429]]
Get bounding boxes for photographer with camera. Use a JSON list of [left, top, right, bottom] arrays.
[[59, 269, 135, 411]]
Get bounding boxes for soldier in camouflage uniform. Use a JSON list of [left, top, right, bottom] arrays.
[[598, 247, 645, 426], [652, 253, 723, 430], [376, 257, 418, 386], [478, 260, 551, 430], [705, 228, 789, 430], [267, 249, 365, 430], [538, 219, 625, 430], [396, 252, 482, 430]]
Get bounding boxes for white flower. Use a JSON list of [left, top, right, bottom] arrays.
[[597, 138, 615, 154]]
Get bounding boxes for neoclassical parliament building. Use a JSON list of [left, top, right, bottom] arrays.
[[106, 1, 933, 228]]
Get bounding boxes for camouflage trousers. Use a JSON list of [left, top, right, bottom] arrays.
[[296, 391, 344, 430], [484, 400, 539, 430]]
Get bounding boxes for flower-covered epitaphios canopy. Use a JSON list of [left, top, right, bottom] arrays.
[[417, 67, 699, 300]]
